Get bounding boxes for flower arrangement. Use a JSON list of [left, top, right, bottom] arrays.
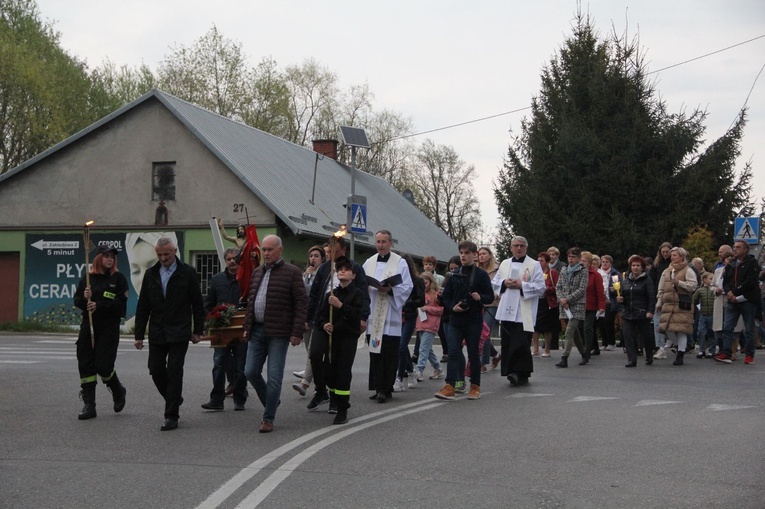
[[205, 304, 237, 331]]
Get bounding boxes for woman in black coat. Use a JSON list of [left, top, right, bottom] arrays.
[[73, 245, 129, 419], [617, 255, 656, 367]]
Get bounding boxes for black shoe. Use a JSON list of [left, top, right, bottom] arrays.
[[328, 402, 338, 414], [234, 402, 245, 411], [376, 392, 387, 403], [160, 418, 178, 431], [440, 355, 448, 363], [507, 373, 519, 386], [637, 349, 644, 357], [625, 362, 637, 368], [590, 349, 600, 356], [518, 376, 529, 386], [307, 392, 329, 411], [78, 403, 97, 420], [645, 358, 653, 365], [201, 401, 224, 411], [113, 385, 126, 413], [578, 353, 589, 365], [555, 356, 568, 368], [333, 410, 348, 425], [369, 392, 379, 400]]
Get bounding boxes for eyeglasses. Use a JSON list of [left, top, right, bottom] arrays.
[[511, 244, 525, 248]]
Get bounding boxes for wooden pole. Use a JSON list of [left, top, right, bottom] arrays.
[[83, 223, 95, 349], [328, 236, 336, 361]]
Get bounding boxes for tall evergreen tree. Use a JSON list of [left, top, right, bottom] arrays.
[[0, 0, 105, 173], [493, 13, 751, 263]]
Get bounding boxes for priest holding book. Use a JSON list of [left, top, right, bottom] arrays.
[[362, 230, 413, 402]]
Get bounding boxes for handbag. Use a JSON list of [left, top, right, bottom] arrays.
[[678, 293, 692, 311]]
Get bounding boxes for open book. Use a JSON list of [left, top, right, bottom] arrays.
[[366, 273, 403, 290]]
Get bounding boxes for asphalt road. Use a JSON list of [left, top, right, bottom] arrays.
[[1, 333, 763, 509]]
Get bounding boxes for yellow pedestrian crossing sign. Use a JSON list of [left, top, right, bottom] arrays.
[[734, 217, 759, 244]]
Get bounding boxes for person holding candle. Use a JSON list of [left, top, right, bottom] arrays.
[[598, 255, 621, 352]]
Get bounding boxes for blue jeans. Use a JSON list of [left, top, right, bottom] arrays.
[[397, 316, 417, 379], [723, 301, 756, 356], [416, 331, 441, 372], [697, 314, 715, 354], [653, 310, 666, 348], [244, 323, 289, 423], [210, 341, 248, 405], [445, 321, 483, 387]]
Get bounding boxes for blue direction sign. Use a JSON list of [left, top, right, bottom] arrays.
[[350, 202, 367, 234], [734, 216, 759, 244]]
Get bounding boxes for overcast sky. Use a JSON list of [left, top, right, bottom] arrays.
[[34, 0, 765, 239]]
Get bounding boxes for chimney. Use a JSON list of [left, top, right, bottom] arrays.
[[312, 139, 339, 160]]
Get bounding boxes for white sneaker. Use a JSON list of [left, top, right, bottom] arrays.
[[415, 369, 424, 382], [408, 373, 418, 389], [604, 345, 614, 351], [429, 368, 444, 380], [654, 349, 666, 360], [393, 378, 407, 392], [292, 370, 305, 379]]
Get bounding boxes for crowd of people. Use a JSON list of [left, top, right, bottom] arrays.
[[71, 232, 762, 433]]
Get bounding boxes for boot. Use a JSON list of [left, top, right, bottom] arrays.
[[105, 372, 127, 413], [555, 356, 568, 368], [673, 351, 685, 366], [78, 382, 97, 420], [578, 352, 589, 365]]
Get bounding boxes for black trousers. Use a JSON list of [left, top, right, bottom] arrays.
[[623, 318, 655, 364], [499, 321, 534, 378], [368, 334, 399, 394], [76, 319, 120, 383], [148, 341, 189, 420]]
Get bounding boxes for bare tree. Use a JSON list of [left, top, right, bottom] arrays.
[[413, 140, 482, 241]]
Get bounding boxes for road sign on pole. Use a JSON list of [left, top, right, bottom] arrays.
[[734, 216, 760, 244], [348, 195, 367, 235]]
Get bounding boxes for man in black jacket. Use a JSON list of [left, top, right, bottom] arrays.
[[716, 240, 761, 365], [134, 237, 205, 431], [201, 247, 247, 412]]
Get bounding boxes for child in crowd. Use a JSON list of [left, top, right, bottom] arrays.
[[693, 272, 717, 358], [415, 272, 443, 380], [315, 256, 366, 425]]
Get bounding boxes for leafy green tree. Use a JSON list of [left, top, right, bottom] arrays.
[[0, 0, 103, 173], [89, 59, 155, 111], [681, 225, 717, 271], [493, 13, 751, 264]]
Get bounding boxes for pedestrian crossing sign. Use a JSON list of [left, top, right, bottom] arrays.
[[351, 203, 367, 234], [734, 216, 759, 244]]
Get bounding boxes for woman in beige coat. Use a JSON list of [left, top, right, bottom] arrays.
[[656, 247, 698, 365]]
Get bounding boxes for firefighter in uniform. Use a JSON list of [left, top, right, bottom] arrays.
[[313, 256, 366, 425], [73, 245, 129, 420]]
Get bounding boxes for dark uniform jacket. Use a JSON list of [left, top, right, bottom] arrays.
[[134, 257, 205, 343], [242, 258, 307, 339], [316, 283, 366, 340], [307, 258, 370, 326], [74, 271, 129, 323]]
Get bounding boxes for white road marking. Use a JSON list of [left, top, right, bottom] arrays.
[[705, 404, 756, 411], [195, 399, 444, 509], [0, 360, 43, 364], [568, 396, 619, 402], [508, 393, 554, 398], [635, 400, 682, 406], [234, 403, 444, 508]]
